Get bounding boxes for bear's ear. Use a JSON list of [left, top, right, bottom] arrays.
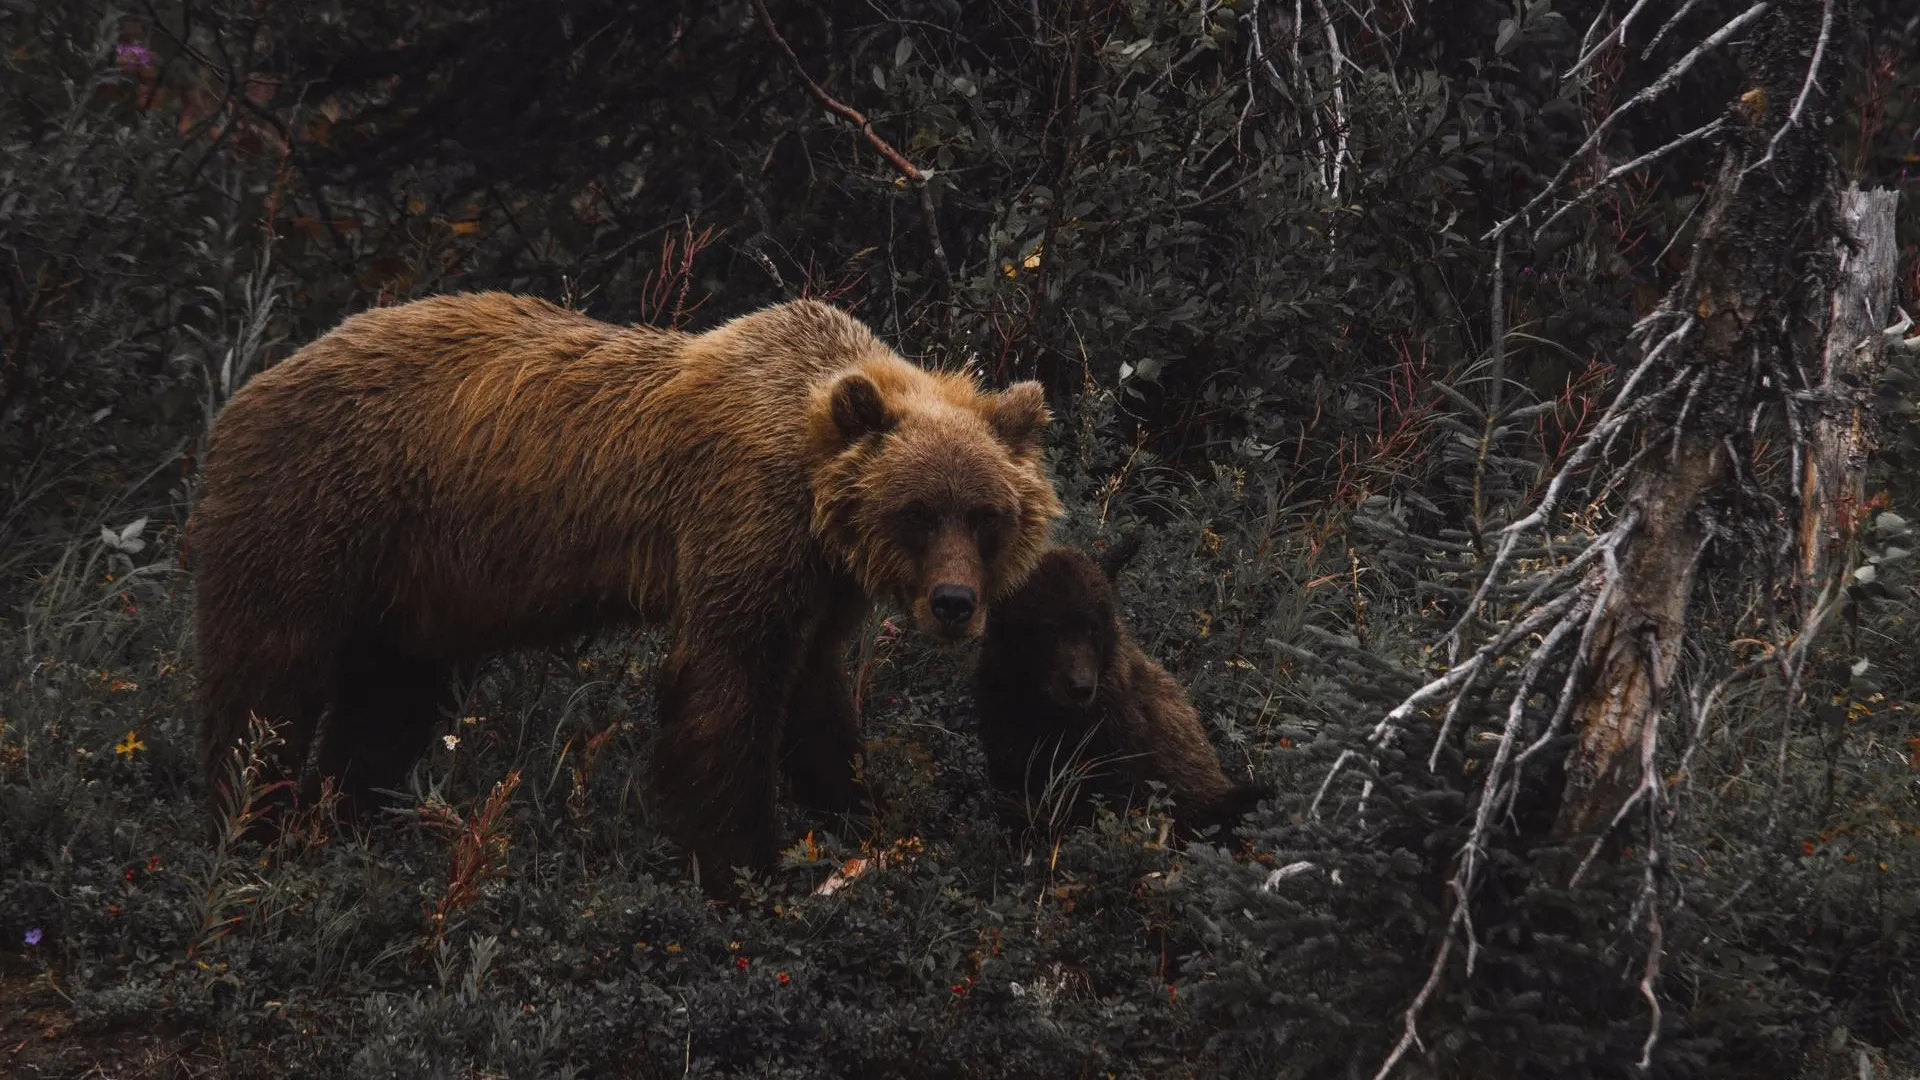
[[829, 373, 896, 445], [1096, 531, 1142, 582], [990, 381, 1050, 456]]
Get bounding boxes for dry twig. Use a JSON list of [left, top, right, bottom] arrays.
[[752, 0, 952, 286]]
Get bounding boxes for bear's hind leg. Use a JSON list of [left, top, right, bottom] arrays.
[[200, 679, 326, 826], [196, 620, 330, 829], [315, 649, 458, 817]]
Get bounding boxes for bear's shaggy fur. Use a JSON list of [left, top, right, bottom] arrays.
[[190, 292, 1061, 893], [974, 537, 1267, 840]]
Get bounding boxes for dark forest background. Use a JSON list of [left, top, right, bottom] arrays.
[[2, 1, 1918, 1076]]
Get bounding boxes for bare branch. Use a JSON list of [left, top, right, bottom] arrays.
[[1414, 591, 1586, 726], [1308, 748, 1360, 818], [1634, 864, 1665, 1069], [1487, 2, 1770, 242], [1371, 903, 1459, 1080], [753, 0, 924, 183], [1245, 0, 1351, 199], [1667, 368, 1709, 465], [1439, 317, 1694, 651], [1564, 0, 1658, 79], [1668, 652, 1769, 804], [1573, 1, 1619, 68], [1644, 0, 1709, 56], [751, 0, 952, 284], [1884, 306, 1914, 343], [1427, 580, 1595, 769], [1323, 12, 1852, 1077], [1533, 116, 1729, 239], [1507, 518, 1633, 778], [1742, 0, 1834, 180], [1309, 0, 1352, 198], [1373, 588, 1592, 1078]]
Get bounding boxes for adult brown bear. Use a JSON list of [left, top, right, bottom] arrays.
[[189, 292, 1061, 894], [974, 536, 1267, 842]]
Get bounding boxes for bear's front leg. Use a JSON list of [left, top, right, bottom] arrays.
[[653, 608, 804, 899], [780, 605, 874, 818]]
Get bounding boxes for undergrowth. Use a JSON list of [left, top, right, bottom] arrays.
[[2, 379, 1915, 1078]]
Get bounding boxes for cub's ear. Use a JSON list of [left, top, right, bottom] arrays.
[[991, 381, 1050, 456], [829, 373, 895, 444], [1095, 531, 1143, 582]]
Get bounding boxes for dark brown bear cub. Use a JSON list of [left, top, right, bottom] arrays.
[[974, 536, 1268, 841], [190, 292, 1062, 898]]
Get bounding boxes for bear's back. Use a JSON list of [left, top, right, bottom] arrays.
[[192, 293, 921, 652], [251, 292, 671, 398]]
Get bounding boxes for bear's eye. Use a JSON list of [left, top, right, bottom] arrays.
[[968, 505, 1007, 532], [899, 502, 938, 531]]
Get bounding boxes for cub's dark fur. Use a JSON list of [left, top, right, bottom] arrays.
[[974, 535, 1268, 840]]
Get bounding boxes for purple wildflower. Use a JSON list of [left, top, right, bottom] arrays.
[[24, 927, 43, 946]]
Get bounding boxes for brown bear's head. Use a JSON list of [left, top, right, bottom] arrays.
[[808, 357, 1063, 644], [980, 541, 1137, 708]]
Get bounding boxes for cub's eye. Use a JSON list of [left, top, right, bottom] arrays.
[[900, 502, 937, 530]]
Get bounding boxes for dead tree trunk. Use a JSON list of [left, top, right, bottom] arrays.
[[1554, 0, 1845, 840], [1797, 187, 1902, 588]]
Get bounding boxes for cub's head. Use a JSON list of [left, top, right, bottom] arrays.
[[981, 538, 1139, 708], [807, 358, 1063, 643]]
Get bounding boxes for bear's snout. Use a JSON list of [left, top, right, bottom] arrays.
[[1049, 645, 1102, 708], [929, 583, 978, 629], [1064, 669, 1098, 706]]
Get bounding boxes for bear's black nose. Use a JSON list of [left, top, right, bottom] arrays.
[[1066, 672, 1098, 704], [929, 584, 977, 627]]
